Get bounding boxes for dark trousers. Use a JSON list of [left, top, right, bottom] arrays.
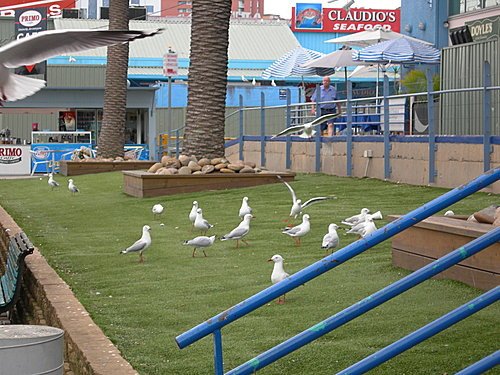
[[319, 108, 337, 131]]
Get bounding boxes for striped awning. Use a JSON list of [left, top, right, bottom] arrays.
[[262, 46, 335, 79], [353, 37, 441, 64]]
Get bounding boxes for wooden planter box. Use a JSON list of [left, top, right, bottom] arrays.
[[123, 170, 296, 198], [390, 215, 499, 290], [59, 160, 155, 176]]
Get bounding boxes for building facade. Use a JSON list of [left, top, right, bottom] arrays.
[[159, 0, 264, 18]]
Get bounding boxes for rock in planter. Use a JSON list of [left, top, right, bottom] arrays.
[[178, 166, 192, 175], [157, 168, 173, 175], [188, 160, 202, 172], [220, 168, 236, 173], [214, 163, 228, 170], [198, 158, 211, 167], [239, 167, 256, 173], [164, 157, 181, 169], [243, 161, 256, 169], [211, 157, 224, 166], [166, 168, 179, 174], [179, 155, 190, 166], [202, 164, 215, 174], [193, 171, 203, 175], [148, 162, 164, 173], [227, 163, 244, 172]]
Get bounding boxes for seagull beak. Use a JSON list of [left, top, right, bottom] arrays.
[[267, 258, 273, 262]]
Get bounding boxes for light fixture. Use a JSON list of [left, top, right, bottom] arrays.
[[404, 24, 412, 32], [418, 22, 426, 31]]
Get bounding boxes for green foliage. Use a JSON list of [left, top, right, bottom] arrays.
[[401, 69, 440, 94], [0, 173, 497, 374]]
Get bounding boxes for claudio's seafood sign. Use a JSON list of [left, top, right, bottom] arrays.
[[293, 4, 400, 33]]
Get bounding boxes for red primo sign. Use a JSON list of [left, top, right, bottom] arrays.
[[292, 6, 400, 33], [0, 0, 76, 17]]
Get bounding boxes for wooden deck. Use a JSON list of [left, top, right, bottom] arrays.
[[59, 161, 155, 176], [390, 215, 499, 290], [123, 170, 296, 198]]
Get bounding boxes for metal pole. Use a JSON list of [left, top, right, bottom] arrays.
[[455, 350, 500, 375], [175, 169, 499, 350], [383, 75, 390, 179], [227, 229, 500, 375], [427, 68, 436, 184], [239, 95, 244, 161], [339, 286, 500, 374], [483, 60, 492, 172], [168, 77, 173, 156], [260, 92, 266, 167], [346, 80, 353, 177], [285, 89, 292, 170], [175, 128, 180, 159], [213, 329, 224, 375], [315, 83, 321, 172]]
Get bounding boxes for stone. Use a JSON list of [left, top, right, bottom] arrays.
[[179, 155, 190, 166], [239, 167, 255, 173], [160, 155, 170, 165], [178, 166, 192, 175], [148, 163, 164, 173], [254, 167, 262, 173], [166, 168, 179, 174], [211, 157, 224, 165], [243, 161, 256, 168], [155, 167, 167, 174], [214, 163, 228, 170], [164, 157, 181, 169], [227, 163, 244, 172], [201, 164, 215, 174], [198, 158, 211, 167], [189, 155, 198, 163], [220, 168, 236, 173], [158, 168, 172, 175], [188, 160, 201, 171], [193, 171, 203, 175]]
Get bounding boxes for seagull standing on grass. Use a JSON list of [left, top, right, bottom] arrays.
[[322, 223, 340, 253], [194, 208, 214, 235], [183, 235, 216, 257], [221, 214, 253, 248], [120, 225, 152, 263], [0, 28, 162, 103], [48, 173, 59, 190], [238, 196, 253, 218], [342, 208, 370, 226], [346, 217, 377, 238], [68, 179, 79, 195], [282, 214, 311, 246], [189, 201, 199, 228], [152, 203, 164, 219], [277, 175, 334, 219], [268, 254, 289, 304], [271, 113, 341, 139]]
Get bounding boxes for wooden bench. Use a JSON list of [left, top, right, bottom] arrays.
[[0, 232, 35, 320]]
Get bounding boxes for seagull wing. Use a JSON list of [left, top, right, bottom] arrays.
[[271, 124, 306, 139], [308, 112, 342, 128], [224, 226, 248, 239], [0, 29, 162, 68], [277, 176, 297, 204], [301, 196, 332, 209], [124, 238, 147, 253]]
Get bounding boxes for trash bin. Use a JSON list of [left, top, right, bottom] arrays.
[[0, 325, 64, 375]]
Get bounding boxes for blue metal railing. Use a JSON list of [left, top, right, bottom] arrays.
[[176, 168, 499, 374], [455, 350, 500, 375]]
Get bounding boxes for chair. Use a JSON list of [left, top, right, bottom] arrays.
[[30, 149, 53, 176]]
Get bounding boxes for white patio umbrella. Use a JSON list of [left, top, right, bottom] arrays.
[[325, 27, 433, 48]]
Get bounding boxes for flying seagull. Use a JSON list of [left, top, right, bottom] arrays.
[[183, 235, 216, 257], [0, 28, 162, 103], [120, 225, 152, 263], [271, 112, 341, 139], [268, 254, 290, 304], [277, 175, 335, 219], [68, 178, 79, 195]]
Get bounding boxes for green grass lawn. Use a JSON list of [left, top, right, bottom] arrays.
[[0, 172, 498, 375]]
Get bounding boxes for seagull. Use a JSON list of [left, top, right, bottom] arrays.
[[68, 179, 79, 194], [48, 173, 59, 190], [322, 223, 340, 253], [68, 56, 76, 63], [183, 235, 216, 257], [277, 175, 335, 219], [367, 210, 383, 220], [271, 112, 341, 139], [189, 201, 199, 228], [241, 75, 249, 82], [120, 225, 152, 263], [282, 214, 311, 246], [271, 79, 277, 87], [444, 210, 455, 216], [221, 214, 253, 248], [252, 77, 257, 85], [346, 217, 377, 238], [0, 28, 162, 103], [152, 203, 164, 219], [238, 196, 252, 218], [194, 208, 214, 234], [342, 208, 370, 226], [268, 254, 289, 304]]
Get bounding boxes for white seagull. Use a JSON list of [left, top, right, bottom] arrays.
[[120, 225, 152, 263], [271, 112, 341, 139], [277, 175, 335, 219], [346, 217, 377, 238], [48, 173, 59, 190], [444, 210, 455, 216], [238, 196, 253, 218], [0, 28, 161, 103], [152, 203, 164, 218], [183, 235, 216, 257], [189, 201, 199, 227], [67, 179, 79, 194], [322, 223, 340, 253], [241, 75, 249, 82], [268, 254, 290, 304], [194, 208, 214, 234], [221, 214, 253, 248], [282, 214, 311, 246], [342, 208, 370, 226]]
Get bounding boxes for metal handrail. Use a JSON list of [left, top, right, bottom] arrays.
[[175, 169, 499, 374]]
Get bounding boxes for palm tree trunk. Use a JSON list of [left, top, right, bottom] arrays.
[[98, 0, 129, 158], [182, 0, 232, 159]]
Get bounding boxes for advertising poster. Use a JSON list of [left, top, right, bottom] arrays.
[[295, 3, 323, 30], [14, 7, 47, 76]]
